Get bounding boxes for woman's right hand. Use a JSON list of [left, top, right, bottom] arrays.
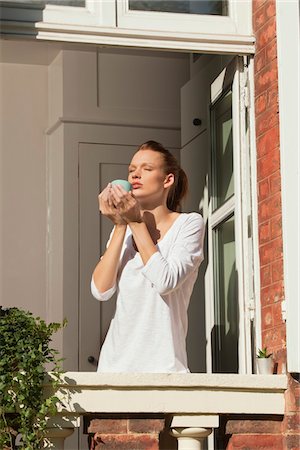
[[98, 184, 126, 225]]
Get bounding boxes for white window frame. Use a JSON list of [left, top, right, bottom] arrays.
[[0, 0, 254, 54], [42, 0, 115, 26], [207, 58, 254, 374], [117, 0, 252, 36], [0, 0, 115, 27]]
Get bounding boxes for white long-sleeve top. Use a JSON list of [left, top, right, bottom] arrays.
[[91, 212, 205, 373]]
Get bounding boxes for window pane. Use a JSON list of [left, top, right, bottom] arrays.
[[211, 90, 234, 209], [46, 0, 85, 6], [212, 215, 238, 373], [129, 0, 227, 15]]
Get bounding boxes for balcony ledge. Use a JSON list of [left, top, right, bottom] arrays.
[[47, 372, 287, 418]]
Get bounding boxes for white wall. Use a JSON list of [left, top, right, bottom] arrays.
[[0, 54, 48, 317], [276, 0, 300, 373], [0, 41, 189, 325]]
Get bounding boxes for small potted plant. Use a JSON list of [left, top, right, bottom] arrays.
[[256, 347, 274, 374]]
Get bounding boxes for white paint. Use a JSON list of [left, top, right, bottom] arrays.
[[276, 0, 300, 373], [0, 60, 48, 317], [170, 427, 212, 450], [116, 0, 252, 35], [47, 372, 287, 415]]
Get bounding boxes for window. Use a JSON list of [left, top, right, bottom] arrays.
[[128, 0, 227, 16], [1, 0, 254, 54], [208, 59, 253, 374]]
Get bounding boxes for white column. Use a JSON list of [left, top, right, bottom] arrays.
[[170, 426, 212, 450], [45, 428, 74, 449], [170, 415, 219, 450]]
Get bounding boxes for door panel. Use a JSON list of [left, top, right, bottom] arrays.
[[181, 132, 209, 372], [79, 143, 136, 371]]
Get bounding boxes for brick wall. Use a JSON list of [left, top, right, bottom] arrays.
[[84, 415, 177, 450], [224, 2, 300, 448], [253, 0, 286, 370]]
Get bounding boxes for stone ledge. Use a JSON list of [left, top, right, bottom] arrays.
[[45, 372, 287, 416]]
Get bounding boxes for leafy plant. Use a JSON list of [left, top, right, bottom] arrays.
[[256, 347, 272, 358], [0, 307, 66, 449]]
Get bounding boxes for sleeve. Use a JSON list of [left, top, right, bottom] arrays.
[[91, 276, 116, 301], [90, 226, 118, 302], [141, 213, 205, 296]]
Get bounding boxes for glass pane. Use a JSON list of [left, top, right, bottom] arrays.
[[211, 90, 234, 209], [46, 0, 85, 6], [212, 215, 238, 373], [129, 0, 227, 16]]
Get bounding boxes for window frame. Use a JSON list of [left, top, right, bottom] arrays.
[[0, 0, 254, 55], [116, 0, 252, 36], [207, 58, 253, 374]]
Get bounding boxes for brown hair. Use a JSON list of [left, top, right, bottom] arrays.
[[137, 140, 188, 212]]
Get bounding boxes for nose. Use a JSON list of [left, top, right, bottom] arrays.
[[131, 170, 141, 179]]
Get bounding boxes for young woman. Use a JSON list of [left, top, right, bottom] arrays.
[[91, 141, 205, 373]]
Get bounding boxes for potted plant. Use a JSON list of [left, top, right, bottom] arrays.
[[0, 307, 66, 449], [256, 347, 274, 374]]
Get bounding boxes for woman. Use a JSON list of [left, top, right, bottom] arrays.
[[91, 140, 205, 373]]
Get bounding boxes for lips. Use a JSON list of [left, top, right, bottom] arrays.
[[132, 183, 142, 189]]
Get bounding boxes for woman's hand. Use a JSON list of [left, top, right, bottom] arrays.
[[110, 184, 142, 224], [98, 184, 126, 225]]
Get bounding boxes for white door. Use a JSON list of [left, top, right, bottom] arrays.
[[79, 143, 136, 371]]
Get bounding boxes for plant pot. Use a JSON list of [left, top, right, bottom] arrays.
[[256, 357, 274, 374]]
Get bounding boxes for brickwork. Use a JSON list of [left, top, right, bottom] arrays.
[[223, 2, 300, 447], [253, 0, 286, 369], [84, 416, 168, 450], [283, 375, 300, 450]]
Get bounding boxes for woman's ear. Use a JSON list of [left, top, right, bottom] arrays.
[[164, 173, 175, 188]]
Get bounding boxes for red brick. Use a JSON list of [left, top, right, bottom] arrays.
[[262, 304, 273, 328], [269, 170, 282, 195], [259, 221, 271, 244], [255, 59, 278, 96], [253, 0, 268, 15], [257, 126, 280, 158], [259, 237, 283, 266], [284, 434, 300, 450], [261, 264, 272, 287], [266, 39, 277, 63], [261, 280, 284, 306], [255, 91, 268, 115], [270, 215, 282, 239], [128, 419, 164, 434], [262, 325, 285, 349], [258, 192, 282, 223], [228, 433, 283, 449], [255, 48, 267, 73], [272, 300, 283, 326], [88, 419, 128, 434], [253, 0, 276, 32], [256, 104, 279, 137], [267, 83, 279, 108], [257, 146, 280, 179], [226, 418, 282, 434], [258, 178, 270, 201], [93, 434, 159, 450], [285, 413, 300, 432], [256, 16, 277, 50], [272, 258, 284, 282]]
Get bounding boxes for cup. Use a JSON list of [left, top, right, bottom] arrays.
[[111, 179, 132, 192]]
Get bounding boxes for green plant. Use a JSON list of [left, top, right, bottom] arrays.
[[256, 347, 272, 358], [0, 307, 66, 449]]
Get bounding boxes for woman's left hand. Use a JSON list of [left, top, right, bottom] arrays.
[[109, 185, 142, 223]]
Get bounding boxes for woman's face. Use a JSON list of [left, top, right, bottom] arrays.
[[128, 149, 173, 205]]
